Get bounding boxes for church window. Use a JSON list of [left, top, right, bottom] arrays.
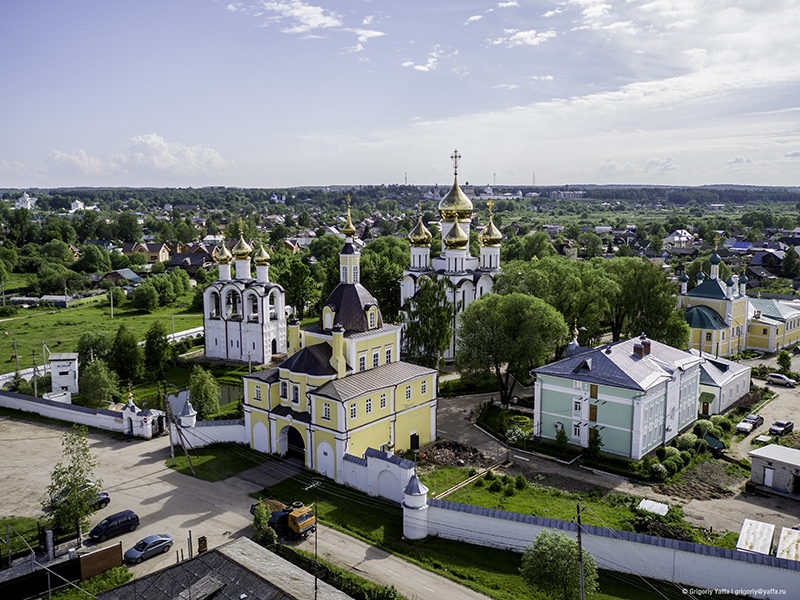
[[366, 398, 372, 414], [324, 312, 332, 329], [762, 328, 768, 335], [373, 352, 379, 368], [255, 386, 261, 400], [721, 331, 725, 340], [405, 385, 412, 400], [323, 403, 331, 421], [369, 311, 376, 329], [353, 266, 359, 283], [350, 404, 357, 419], [292, 386, 299, 404], [380, 393, 386, 409], [705, 332, 712, 341], [421, 380, 427, 395], [341, 266, 348, 281], [359, 355, 366, 371], [385, 349, 392, 364], [280, 382, 287, 398]]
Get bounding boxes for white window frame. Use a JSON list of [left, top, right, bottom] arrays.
[[373, 352, 380, 368], [366, 398, 372, 414], [280, 382, 287, 398], [323, 403, 331, 421], [359, 355, 366, 371], [572, 423, 581, 438], [292, 385, 299, 404], [385, 348, 392, 364], [350, 403, 357, 419], [380, 393, 386, 409], [421, 380, 427, 395], [405, 385, 412, 400]]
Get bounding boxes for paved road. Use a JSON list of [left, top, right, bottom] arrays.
[[0, 416, 490, 599]]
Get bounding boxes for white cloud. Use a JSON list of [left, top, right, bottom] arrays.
[[402, 47, 443, 72], [726, 156, 752, 165], [121, 134, 233, 177], [785, 151, 800, 158], [348, 28, 385, 43], [466, 15, 483, 24], [497, 1, 519, 7], [492, 29, 556, 47], [530, 75, 554, 81], [644, 156, 680, 172], [261, 1, 342, 33], [491, 83, 519, 90], [344, 43, 364, 54], [543, 8, 564, 18], [47, 149, 114, 177], [597, 159, 637, 176], [0, 159, 29, 177]]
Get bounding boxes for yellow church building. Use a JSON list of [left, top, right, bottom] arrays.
[[242, 205, 438, 482]]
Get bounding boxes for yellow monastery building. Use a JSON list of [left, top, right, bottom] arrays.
[[679, 251, 800, 355], [241, 206, 438, 481]]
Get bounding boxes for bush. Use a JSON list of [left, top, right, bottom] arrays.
[[679, 451, 692, 466], [474, 478, 484, 487], [650, 462, 668, 481], [676, 433, 697, 451], [693, 419, 714, 437], [515, 473, 528, 490], [663, 446, 680, 459], [504, 486, 517, 496], [489, 480, 504, 492], [710, 416, 733, 432], [695, 438, 708, 454], [483, 470, 496, 481], [661, 458, 679, 476], [655, 446, 667, 461]]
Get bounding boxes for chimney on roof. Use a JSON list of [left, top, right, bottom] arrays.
[[633, 342, 644, 358], [641, 337, 651, 356]]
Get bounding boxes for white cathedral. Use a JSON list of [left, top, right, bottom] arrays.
[[203, 236, 287, 364], [400, 150, 503, 360]]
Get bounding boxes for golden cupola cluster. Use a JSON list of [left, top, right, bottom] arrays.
[[437, 149, 473, 221], [216, 241, 233, 265], [253, 243, 270, 266], [408, 203, 433, 247], [479, 200, 502, 248], [232, 233, 252, 260], [443, 219, 469, 249]]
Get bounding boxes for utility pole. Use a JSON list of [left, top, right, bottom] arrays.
[[304, 480, 322, 600], [110, 287, 114, 319], [576, 503, 586, 600]]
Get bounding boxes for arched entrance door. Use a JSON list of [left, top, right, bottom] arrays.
[[279, 425, 306, 461]]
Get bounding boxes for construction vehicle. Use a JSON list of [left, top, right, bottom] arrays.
[[265, 501, 317, 540]]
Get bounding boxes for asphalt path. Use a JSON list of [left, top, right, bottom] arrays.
[[0, 416, 490, 599]]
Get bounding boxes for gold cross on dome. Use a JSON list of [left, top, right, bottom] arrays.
[[487, 200, 494, 215], [417, 200, 423, 215], [346, 193, 351, 208], [451, 149, 461, 175]]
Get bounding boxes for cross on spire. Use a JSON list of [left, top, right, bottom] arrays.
[[451, 149, 461, 176], [417, 200, 423, 216], [487, 200, 494, 216]]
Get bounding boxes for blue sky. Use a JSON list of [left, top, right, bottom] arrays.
[[1, 0, 799, 188]]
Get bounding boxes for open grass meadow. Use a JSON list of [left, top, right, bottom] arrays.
[[0, 293, 202, 373]]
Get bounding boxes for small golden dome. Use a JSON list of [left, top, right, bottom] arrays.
[[253, 243, 270, 266], [232, 234, 252, 260], [479, 202, 502, 247], [443, 219, 469, 249], [408, 214, 433, 247], [216, 243, 232, 265], [342, 194, 357, 237]]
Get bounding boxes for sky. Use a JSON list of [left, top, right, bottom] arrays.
[[1, 0, 799, 189]]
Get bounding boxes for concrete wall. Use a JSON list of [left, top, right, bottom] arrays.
[[170, 419, 248, 448], [408, 499, 800, 596]]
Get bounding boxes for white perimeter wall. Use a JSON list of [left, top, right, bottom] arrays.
[[170, 420, 248, 448], [415, 500, 800, 596], [0, 391, 123, 432]]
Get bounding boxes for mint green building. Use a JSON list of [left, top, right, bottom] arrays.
[[533, 335, 704, 460]]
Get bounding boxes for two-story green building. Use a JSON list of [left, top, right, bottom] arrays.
[[533, 335, 704, 460]]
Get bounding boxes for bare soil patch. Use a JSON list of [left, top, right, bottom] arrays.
[[658, 459, 745, 501]]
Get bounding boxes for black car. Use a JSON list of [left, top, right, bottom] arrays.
[[769, 420, 795, 436], [48, 481, 110, 512], [89, 509, 140, 542]]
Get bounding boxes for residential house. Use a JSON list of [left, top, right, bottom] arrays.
[[662, 229, 694, 248], [100, 268, 144, 286], [750, 249, 786, 275], [747, 297, 800, 353], [749, 445, 800, 494], [121, 242, 171, 264], [533, 334, 704, 460], [689, 350, 752, 415]]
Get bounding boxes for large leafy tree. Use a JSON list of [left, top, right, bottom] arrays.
[[116, 212, 143, 243], [80, 359, 120, 406], [457, 293, 568, 404], [520, 530, 598, 600], [72, 244, 112, 273], [129, 281, 160, 312], [44, 425, 101, 535], [144, 321, 172, 380], [76, 330, 112, 368], [188, 365, 220, 420], [401, 277, 453, 369], [108, 323, 144, 383], [501, 231, 556, 262], [273, 254, 320, 319], [360, 251, 403, 320], [783, 246, 800, 279]]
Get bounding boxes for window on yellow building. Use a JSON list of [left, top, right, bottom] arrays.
[[323, 403, 330, 420], [350, 404, 357, 419], [422, 380, 427, 395], [380, 393, 386, 409], [280, 382, 287, 398], [366, 398, 372, 414], [373, 352, 379, 368], [359, 355, 366, 371], [706, 332, 712, 341], [255, 386, 261, 401], [405, 385, 412, 400]]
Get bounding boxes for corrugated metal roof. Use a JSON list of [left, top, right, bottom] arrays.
[[685, 278, 728, 299], [533, 337, 703, 392], [749, 444, 800, 465], [737, 519, 775, 555], [777, 527, 800, 562], [313, 361, 437, 402]]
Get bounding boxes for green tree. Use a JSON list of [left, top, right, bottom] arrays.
[[577, 232, 603, 258], [80, 359, 120, 406], [116, 212, 143, 243], [107, 286, 125, 309], [129, 281, 160, 312], [150, 275, 176, 306], [783, 247, 800, 279], [252, 501, 278, 547], [457, 293, 568, 404], [274, 256, 320, 319], [519, 530, 599, 600], [360, 251, 403, 320], [72, 244, 112, 273], [76, 331, 113, 368], [777, 350, 792, 373], [144, 321, 172, 380], [108, 324, 144, 383], [188, 365, 220, 419], [401, 277, 453, 368], [44, 425, 101, 535]]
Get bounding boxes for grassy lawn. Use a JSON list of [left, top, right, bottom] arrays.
[[255, 469, 725, 600], [0, 291, 201, 368], [0, 515, 41, 556], [167, 442, 269, 481]]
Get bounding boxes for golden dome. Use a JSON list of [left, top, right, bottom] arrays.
[[443, 219, 469, 249], [253, 243, 270, 266], [342, 194, 357, 237], [408, 214, 433, 247], [232, 234, 252, 260], [478, 201, 502, 247], [216, 242, 232, 265], [437, 176, 473, 220]]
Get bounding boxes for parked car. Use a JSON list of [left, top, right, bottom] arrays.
[[766, 373, 797, 387], [89, 509, 140, 542], [124, 534, 173, 564], [736, 414, 765, 433], [769, 420, 795, 436], [48, 481, 110, 512]]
